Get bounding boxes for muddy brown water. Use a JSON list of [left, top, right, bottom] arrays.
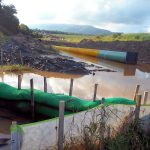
[[0, 52, 150, 134]]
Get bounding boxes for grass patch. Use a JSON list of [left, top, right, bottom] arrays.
[[42, 33, 150, 43], [63, 107, 150, 150], [0, 65, 32, 72]]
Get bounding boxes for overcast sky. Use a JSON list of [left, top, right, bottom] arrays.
[[3, 0, 150, 33]]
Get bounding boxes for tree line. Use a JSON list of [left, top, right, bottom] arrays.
[[0, 0, 19, 34], [0, 0, 33, 35]]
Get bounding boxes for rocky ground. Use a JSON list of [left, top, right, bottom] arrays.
[[49, 39, 150, 64], [0, 35, 115, 74], [0, 35, 89, 74]]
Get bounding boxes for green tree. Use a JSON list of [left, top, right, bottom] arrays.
[[0, 2, 19, 34], [19, 24, 31, 35], [112, 33, 122, 38], [0, 0, 2, 11]]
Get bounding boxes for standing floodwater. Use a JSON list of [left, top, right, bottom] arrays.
[[0, 55, 150, 102]]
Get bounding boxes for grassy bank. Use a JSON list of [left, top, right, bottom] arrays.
[[43, 33, 150, 43], [0, 65, 32, 72], [64, 113, 150, 150]]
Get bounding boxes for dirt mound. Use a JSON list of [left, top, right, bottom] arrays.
[[0, 35, 90, 75], [78, 40, 150, 64]]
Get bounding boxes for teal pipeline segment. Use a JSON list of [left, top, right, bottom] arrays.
[[99, 50, 138, 64]]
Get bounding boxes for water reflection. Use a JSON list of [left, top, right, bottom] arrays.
[[0, 70, 150, 104], [61, 51, 150, 76], [0, 51, 150, 104]]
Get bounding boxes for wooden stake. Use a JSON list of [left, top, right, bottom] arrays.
[[30, 79, 35, 121], [135, 94, 142, 121], [69, 78, 74, 96], [11, 121, 18, 150], [44, 77, 47, 93], [58, 101, 65, 150], [93, 83, 98, 102], [143, 91, 148, 105], [133, 84, 140, 101], [18, 75, 22, 90]]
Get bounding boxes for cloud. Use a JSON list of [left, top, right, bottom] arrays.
[[3, 0, 150, 32], [70, 0, 150, 32]]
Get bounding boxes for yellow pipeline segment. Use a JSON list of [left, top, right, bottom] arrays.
[[54, 46, 99, 57], [53, 46, 138, 64]]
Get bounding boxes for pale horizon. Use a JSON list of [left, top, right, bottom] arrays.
[[3, 0, 150, 33]]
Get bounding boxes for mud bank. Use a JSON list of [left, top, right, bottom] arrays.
[[0, 36, 90, 74]]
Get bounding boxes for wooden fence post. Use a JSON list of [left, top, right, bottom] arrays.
[[143, 91, 148, 105], [30, 79, 35, 121], [18, 75, 22, 90], [93, 83, 98, 102], [44, 77, 47, 93], [11, 121, 19, 150], [135, 94, 142, 121], [69, 79, 74, 96], [58, 101, 65, 150], [133, 85, 140, 101]]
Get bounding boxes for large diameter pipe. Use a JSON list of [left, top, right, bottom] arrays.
[[54, 46, 138, 64], [99, 50, 138, 64]]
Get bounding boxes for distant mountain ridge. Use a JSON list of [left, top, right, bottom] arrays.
[[29, 24, 113, 35]]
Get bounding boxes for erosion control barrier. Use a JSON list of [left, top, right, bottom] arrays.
[[0, 82, 100, 118], [10, 105, 150, 150], [54, 46, 138, 64], [0, 82, 141, 150]]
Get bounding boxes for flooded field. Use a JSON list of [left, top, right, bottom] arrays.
[[0, 52, 150, 102], [0, 52, 150, 135]]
